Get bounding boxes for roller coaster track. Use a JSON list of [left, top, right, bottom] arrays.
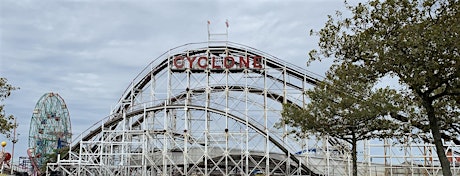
[[75, 85, 297, 144], [74, 42, 321, 149], [76, 104, 322, 175], [69, 42, 325, 175], [112, 43, 319, 114]]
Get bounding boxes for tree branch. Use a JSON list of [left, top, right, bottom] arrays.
[[391, 112, 460, 145]]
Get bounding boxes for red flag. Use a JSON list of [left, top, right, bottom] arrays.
[[207, 20, 210, 25], [225, 20, 229, 28]]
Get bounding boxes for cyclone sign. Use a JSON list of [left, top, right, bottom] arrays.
[[172, 55, 263, 69]]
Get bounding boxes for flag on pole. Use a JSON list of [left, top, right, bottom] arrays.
[[225, 19, 229, 28], [207, 20, 211, 25]]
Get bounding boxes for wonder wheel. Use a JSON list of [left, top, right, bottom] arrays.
[[28, 92, 72, 169]]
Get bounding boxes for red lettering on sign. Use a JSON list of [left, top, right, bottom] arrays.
[[173, 56, 184, 69], [239, 57, 249, 68], [253, 56, 262, 69], [172, 55, 263, 69], [224, 56, 235, 69], [186, 57, 196, 69], [211, 57, 221, 69], [197, 56, 208, 68]]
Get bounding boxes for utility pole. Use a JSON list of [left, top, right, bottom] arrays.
[[1, 141, 6, 174], [10, 117, 17, 175]]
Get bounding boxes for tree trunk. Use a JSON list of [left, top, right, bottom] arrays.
[[424, 100, 452, 176], [352, 133, 358, 176]]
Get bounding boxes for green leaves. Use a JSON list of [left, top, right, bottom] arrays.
[[282, 63, 404, 141], [301, 0, 460, 175], [0, 77, 19, 139], [308, 0, 460, 141], [0, 78, 18, 101], [281, 63, 405, 176]]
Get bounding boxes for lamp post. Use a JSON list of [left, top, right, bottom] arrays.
[[1, 141, 6, 174], [10, 117, 17, 175]]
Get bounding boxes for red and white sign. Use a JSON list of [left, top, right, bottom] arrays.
[[172, 56, 263, 69]]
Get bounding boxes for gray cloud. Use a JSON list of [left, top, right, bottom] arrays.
[[0, 0, 360, 162]]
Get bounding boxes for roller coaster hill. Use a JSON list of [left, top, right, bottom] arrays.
[[44, 40, 459, 175]]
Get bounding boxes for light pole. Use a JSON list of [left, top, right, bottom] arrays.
[[10, 117, 17, 175], [1, 141, 6, 174]]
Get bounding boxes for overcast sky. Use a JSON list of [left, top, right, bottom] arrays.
[[0, 0, 362, 162]]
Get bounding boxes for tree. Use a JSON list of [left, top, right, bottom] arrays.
[[308, 0, 460, 175], [40, 146, 69, 173], [0, 77, 19, 138], [282, 63, 405, 176]]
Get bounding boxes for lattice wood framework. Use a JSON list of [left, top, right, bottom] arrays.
[[46, 42, 333, 176]]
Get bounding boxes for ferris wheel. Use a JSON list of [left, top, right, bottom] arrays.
[[28, 92, 72, 168]]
